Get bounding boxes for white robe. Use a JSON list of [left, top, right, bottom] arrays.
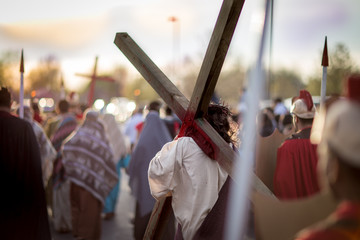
[[148, 137, 228, 240]]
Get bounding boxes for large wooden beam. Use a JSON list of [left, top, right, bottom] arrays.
[[114, 28, 275, 240], [114, 33, 272, 195], [143, 196, 173, 240], [114, 32, 189, 121], [188, 0, 245, 119], [195, 118, 275, 197]]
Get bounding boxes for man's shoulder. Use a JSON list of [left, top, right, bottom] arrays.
[[176, 137, 197, 148], [0, 112, 36, 143], [177, 137, 208, 156], [0, 111, 31, 128], [289, 127, 312, 140]]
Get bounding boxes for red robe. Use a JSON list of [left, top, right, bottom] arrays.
[[274, 127, 320, 200], [295, 201, 360, 240]]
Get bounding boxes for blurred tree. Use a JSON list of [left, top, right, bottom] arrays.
[[307, 43, 356, 96], [177, 56, 199, 100], [216, 61, 246, 107], [27, 55, 61, 92], [178, 57, 246, 109], [123, 76, 159, 104], [0, 51, 18, 87], [179, 70, 197, 100], [269, 69, 304, 99]]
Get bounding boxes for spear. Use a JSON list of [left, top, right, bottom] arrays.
[[60, 73, 66, 99], [224, 0, 271, 239], [320, 36, 328, 110], [19, 49, 25, 119]]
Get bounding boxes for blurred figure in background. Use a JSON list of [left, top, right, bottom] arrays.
[[273, 97, 289, 116], [44, 100, 65, 139], [32, 101, 43, 124], [278, 113, 294, 136], [100, 113, 131, 220], [50, 99, 78, 233], [163, 105, 181, 139], [295, 74, 360, 240], [0, 87, 51, 240], [62, 110, 118, 240], [128, 100, 173, 240], [124, 107, 144, 151], [274, 90, 319, 200], [17, 106, 56, 187], [257, 107, 277, 137]]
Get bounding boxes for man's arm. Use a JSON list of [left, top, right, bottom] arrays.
[[148, 139, 183, 200]]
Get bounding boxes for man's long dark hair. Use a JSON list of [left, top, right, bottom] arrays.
[[205, 103, 236, 145]]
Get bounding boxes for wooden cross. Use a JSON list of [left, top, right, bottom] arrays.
[[114, 0, 275, 238], [75, 56, 115, 107]]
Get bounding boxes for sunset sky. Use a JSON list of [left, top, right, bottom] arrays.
[[1, 0, 359, 91]]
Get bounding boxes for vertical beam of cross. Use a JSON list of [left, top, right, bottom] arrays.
[[88, 56, 98, 107], [187, 0, 245, 120]]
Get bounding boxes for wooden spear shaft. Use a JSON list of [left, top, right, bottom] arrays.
[[224, 0, 271, 239], [19, 49, 24, 119], [320, 36, 329, 110]]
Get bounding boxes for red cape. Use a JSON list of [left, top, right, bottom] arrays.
[[274, 127, 320, 200]]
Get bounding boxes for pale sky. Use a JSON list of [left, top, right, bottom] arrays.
[[1, 0, 359, 90]]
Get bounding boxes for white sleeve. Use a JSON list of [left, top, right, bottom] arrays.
[[148, 139, 183, 200]]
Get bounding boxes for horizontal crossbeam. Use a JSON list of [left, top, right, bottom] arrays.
[[114, 33, 189, 121]]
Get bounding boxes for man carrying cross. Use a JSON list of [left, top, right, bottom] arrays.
[[114, 0, 274, 238], [148, 103, 236, 240]]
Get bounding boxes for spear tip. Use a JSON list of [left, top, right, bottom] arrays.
[[20, 49, 24, 73], [321, 36, 329, 67]]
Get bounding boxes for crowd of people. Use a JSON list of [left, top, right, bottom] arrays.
[[1, 73, 359, 240]]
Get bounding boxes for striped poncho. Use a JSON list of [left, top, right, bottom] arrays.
[[62, 117, 118, 203]]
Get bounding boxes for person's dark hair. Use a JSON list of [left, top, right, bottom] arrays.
[[231, 113, 239, 123], [282, 114, 293, 126], [32, 102, 40, 112], [297, 117, 313, 126], [80, 104, 88, 113], [147, 101, 161, 113], [274, 97, 282, 104], [205, 104, 235, 145], [165, 106, 173, 116], [0, 87, 11, 108], [257, 111, 275, 137], [58, 99, 69, 114], [137, 106, 144, 114]]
